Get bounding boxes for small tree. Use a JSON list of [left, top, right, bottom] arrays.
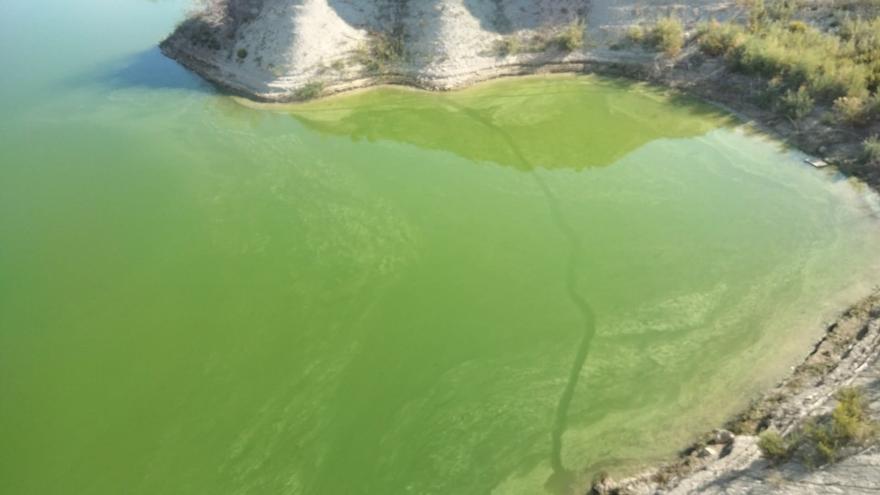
[[798, 387, 878, 466], [651, 17, 684, 56], [294, 81, 324, 101], [739, 0, 767, 32], [698, 20, 746, 56], [831, 387, 874, 443], [834, 96, 869, 126], [493, 37, 521, 56], [758, 430, 789, 464], [778, 86, 814, 120], [553, 21, 585, 52], [626, 25, 645, 45]]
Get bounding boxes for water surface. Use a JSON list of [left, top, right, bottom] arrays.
[[3, 2, 880, 494]]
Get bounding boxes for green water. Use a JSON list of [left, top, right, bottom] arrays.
[[3, 2, 880, 494]]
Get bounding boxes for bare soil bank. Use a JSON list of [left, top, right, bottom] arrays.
[[161, 2, 880, 493]]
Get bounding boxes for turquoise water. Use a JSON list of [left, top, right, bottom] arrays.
[[3, 2, 880, 494]]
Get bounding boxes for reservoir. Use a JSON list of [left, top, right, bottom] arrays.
[[3, 1, 880, 494]]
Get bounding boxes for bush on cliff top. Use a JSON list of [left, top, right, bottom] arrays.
[[552, 21, 585, 52], [779, 85, 815, 120], [757, 387, 878, 467], [294, 81, 324, 101], [627, 17, 684, 57], [758, 430, 791, 464], [653, 17, 685, 56], [697, 20, 747, 56], [697, 9, 880, 109], [354, 31, 404, 73]]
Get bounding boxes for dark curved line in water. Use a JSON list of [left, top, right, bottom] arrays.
[[530, 173, 597, 476], [447, 103, 598, 482]]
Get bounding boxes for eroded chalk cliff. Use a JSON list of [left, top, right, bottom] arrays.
[[160, 0, 735, 101]]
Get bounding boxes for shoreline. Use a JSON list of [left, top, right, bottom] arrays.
[[162, 34, 877, 188], [604, 291, 880, 494], [159, 38, 642, 103], [224, 61, 880, 491]]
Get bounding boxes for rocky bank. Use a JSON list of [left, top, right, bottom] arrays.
[[602, 293, 880, 494]]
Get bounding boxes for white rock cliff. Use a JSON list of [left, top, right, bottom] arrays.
[[161, 0, 735, 101]]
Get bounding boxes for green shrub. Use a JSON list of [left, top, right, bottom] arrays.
[[184, 20, 222, 50], [834, 95, 871, 125], [787, 20, 808, 33], [626, 25, 645, 44], [864, 135, 880, 163], [767, 0, 799, 22], [840, 17, 880, 88], [798, 387, 878, 466], [493, 36, 521, 56], [803, 419, 838, 464], [236, 48, 248, 60], [741, 0, 767, 31], [741, 0, 797, 26], [355, 31, 404, 73], [495, 22, 585, 55], [725, 21, 871, 101], [833, 387, 876, 443], [552, 21, 585, 51], [758, 430, 790, 464], [779, 85, 815, 119], [840, 17, 880, 55], [294, 81, 324, 101], [698, 20, 747, 56], [751, 386, 875, 468], [650, 17, 685, 56], [371, 32, 403, 63]]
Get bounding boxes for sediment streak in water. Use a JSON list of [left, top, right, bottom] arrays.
[[451, 103, 598, 491]]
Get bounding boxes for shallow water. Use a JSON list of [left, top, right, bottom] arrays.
[[3, 2, 880, 494]]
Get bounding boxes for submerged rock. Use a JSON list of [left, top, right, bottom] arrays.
[[589, 471, 616, 495], [695, 446, 717, 458], [712, 429, 735, 445]]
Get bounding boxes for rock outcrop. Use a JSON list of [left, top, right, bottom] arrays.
[[160, 0, 735, 101]]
